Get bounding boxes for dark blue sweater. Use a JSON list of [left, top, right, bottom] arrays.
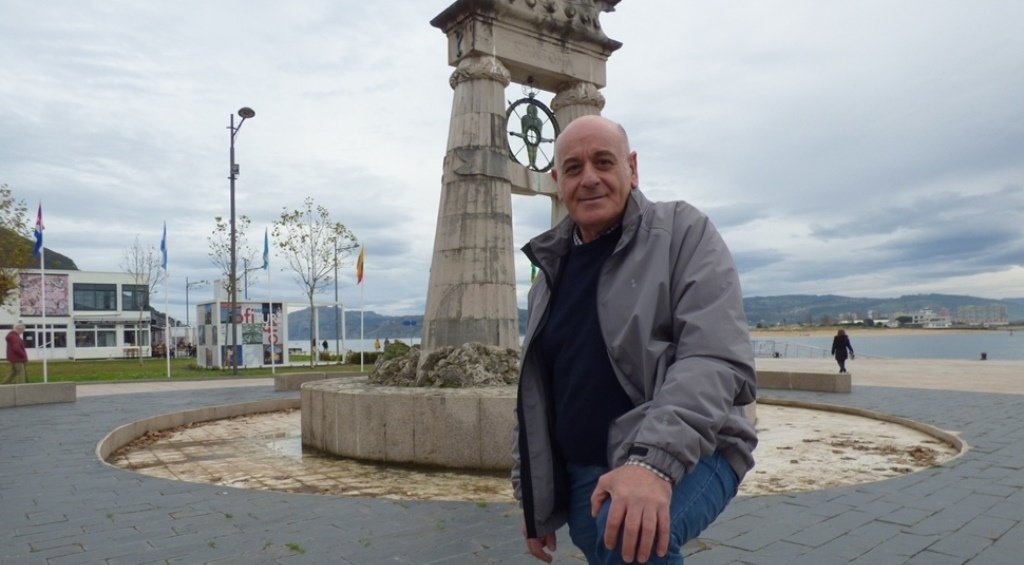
[[537, 226, 635, 466]]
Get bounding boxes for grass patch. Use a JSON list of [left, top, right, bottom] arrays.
[[18, 357, 363, 384]]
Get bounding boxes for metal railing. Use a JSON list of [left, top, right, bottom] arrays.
[[752, 339, 831, 359]]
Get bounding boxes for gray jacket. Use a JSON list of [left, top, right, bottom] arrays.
[[513, 189, 757, 539]]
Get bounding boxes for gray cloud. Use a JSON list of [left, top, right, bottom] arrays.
[[2, 0, 1022, 324]]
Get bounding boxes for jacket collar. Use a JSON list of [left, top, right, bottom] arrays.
[[523, 189, 651, 284]]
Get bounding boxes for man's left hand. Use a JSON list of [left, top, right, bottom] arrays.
[[590, 464, 672, 563]]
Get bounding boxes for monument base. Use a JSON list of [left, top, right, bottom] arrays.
[[301, 379, 516, 470]]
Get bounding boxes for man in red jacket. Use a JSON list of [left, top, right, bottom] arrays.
[[4, 323, 28, 384]]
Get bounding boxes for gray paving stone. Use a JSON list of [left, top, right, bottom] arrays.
[[904, 549, 969, 564], [905, 493, 1003, 535], [927, 532, 992, 560], [4, 382, 1024, 563], [960, 514, 1017, 540], [877, 506, 933, 526], [850, 531, 940, 562]]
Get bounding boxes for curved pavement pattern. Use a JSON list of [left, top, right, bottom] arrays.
[[2, 361, 1024, 564]]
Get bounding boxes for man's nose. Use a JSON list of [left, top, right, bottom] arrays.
[[580, 163, 600, 187]]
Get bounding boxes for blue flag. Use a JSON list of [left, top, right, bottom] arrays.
[[262, 228, 269, 270], [160, 222, 167, 270], [32, 204, 44, 257]]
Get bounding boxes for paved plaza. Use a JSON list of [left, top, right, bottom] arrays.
[[2, 360, 1024, 563]]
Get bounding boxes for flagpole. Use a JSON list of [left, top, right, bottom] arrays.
[[40, 234, 48, 384], [356, 246, 365, 372], [164, 275, 170, 379], [160, 221, 170, 379], [269, 274, 275, 375], [263, 228, 275, 374], [35, 203, 48, 383], [268, 263, 275, 375], [359, 280, 364, 372]]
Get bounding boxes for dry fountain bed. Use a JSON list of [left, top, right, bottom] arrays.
[[108, 405, 959, 502]]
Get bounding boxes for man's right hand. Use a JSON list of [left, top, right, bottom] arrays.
[[523, 522, 557, 563]]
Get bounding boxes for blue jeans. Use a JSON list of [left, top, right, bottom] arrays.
[[567, 452, 738, 564]]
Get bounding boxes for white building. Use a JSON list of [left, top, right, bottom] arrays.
[[1, 269, 154, 360]]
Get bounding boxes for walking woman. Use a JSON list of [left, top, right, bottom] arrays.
[[831, 329, 854, 373]]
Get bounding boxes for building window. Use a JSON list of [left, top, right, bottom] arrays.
[[75, 323, 116, 347], [73, 283, 117, 311], [123, 324, 150, 346], [3, 325, 67, 349], [122, 284, 149, 311]]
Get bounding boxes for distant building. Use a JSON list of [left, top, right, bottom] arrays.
[[891, 308, 952, 328], [956, 304, 1009, 326], [1, 269, 154, 360]]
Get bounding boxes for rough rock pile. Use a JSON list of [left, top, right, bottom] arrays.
[[369, 342, 519, 387]]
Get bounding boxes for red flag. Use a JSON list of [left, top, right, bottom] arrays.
[[355, 247, 365, 284]]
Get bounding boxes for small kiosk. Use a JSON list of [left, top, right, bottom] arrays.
[[195, 283, 287, 369]]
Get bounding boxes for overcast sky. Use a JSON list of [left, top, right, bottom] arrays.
[[3, 0, 1022, 323]]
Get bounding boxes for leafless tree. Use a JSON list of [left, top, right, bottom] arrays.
[[121, 235, 167, 364], [272, 197, 358, 366], [207, 215, 261, 300]]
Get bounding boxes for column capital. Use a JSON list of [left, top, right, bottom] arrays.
[[551, 81, 605, 112], [449, 55, 512, 89]]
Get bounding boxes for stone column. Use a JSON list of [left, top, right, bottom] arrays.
[[420, 55, 520, 357], [548, 81, 607, 223]]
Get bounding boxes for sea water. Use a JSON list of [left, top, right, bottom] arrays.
[[293, 331, 1020, 361], [756, 331, 1021, 361]]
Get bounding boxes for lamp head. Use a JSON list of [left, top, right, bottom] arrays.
[[237, 107, 256, 119]]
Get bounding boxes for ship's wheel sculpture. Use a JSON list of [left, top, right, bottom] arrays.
[[506, 87, 560, 173]]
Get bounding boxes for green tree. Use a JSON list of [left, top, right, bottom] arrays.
[[0, 184, 30, 307], [272, 197, 358, 366], [207, 215, 260, 300]]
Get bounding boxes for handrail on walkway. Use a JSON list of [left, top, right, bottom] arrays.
[[752, 339, 883, 359]]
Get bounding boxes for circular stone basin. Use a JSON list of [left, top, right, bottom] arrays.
[[105, 401, 962, 502], [300, 380, 517, 470]]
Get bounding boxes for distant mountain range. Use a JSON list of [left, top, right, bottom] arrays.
[[0, 228, 79, 270], [289, 307, 530, 341], [289, 293, 1024, 339], [743, 294, 1024, 326]]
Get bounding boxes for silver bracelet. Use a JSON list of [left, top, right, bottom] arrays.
[[624, 459, 672, 483]]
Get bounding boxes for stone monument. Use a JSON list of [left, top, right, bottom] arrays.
[[419, 0, 623, 373]]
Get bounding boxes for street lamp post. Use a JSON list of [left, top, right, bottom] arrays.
[[334, 237, 340, 362], [242, 258, 263, 300], [185, 277, 209, 327], [186, 276, 207, 358], [229, 106, 255, 375]]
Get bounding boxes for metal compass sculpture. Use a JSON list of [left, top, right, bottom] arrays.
[[506, 85, 559, 172]]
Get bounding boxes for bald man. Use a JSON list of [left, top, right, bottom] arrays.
[[513, 116, 757, 564]]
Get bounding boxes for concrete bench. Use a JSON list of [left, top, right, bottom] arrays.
[[757, 370, 851, 393], [0, 382, 77, 408], [273, 371, 363, 391]]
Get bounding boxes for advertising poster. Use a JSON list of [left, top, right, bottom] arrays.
[[19, 273, 69, 316]]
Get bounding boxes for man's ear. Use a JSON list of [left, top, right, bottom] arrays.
[[551, 169, 566, 202], [628, 151, 639, 189]]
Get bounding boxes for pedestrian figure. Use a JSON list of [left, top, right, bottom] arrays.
[[4, 323, 28, 384], [831, 329, 855, 373]]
